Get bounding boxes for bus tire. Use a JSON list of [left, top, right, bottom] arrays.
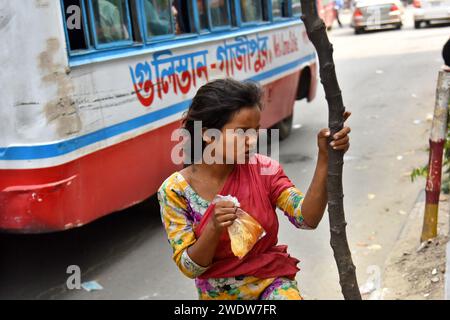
[[296, 67, 311, 101], [354, 27, 364, 34], [414, 21, 421, 29], [274, 114, 293, 141]]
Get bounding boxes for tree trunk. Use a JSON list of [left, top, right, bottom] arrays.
[[300, 0, 361, 300]]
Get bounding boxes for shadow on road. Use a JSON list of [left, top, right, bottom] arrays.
[[0, 194, 162, 299]]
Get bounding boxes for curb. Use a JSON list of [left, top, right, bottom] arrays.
[[396, 189, 425, 242]]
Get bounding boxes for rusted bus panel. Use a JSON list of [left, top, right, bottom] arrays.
[[0, 1, 75, 146]]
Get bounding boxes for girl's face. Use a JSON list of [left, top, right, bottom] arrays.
[[204, 106, 261, 164]]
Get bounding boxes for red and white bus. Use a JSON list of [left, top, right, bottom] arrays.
[[0, 0, 317, 233]]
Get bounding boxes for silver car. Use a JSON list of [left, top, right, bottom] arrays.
[[351, 0, 405, 34], [413, 0, 450, 28]]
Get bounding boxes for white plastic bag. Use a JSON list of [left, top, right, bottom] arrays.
[[212, 195, 266, 259]]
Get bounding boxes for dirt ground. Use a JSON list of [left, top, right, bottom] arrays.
[[381, 194, 449, 300]]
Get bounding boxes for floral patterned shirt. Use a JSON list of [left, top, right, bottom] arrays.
[[157, 170, 311, 291]]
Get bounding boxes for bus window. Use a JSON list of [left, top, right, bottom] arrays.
[[291, 0, 301, 16], [172, 0, 194, 34], [272, 0, 287, 18], [240, 0, 263, 23], [197, 0, 209, 30], [209, 0, 230, 28], [142, 0, 193, 37], [229, 0, 237, 26], [129, 0, 143, 42], [90, 0, 132, 44], [142, 0, 174, 37], [272, 0, 281, 18], [62, 0, 89, 51]]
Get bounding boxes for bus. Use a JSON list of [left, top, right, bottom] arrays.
[[0, 0, 317, 233]]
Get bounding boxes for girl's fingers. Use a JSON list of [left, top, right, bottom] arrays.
[[333, 126, 351, 140], [215, 201, 236, 208], [216, 207, 238, 215], [330, 135, 349, 147], [332, 143, 350, 151], [343, 111, 352, 121], [216, 213, 238, 223], [220, 221, 235, 228], [318, 128, 331, 138]]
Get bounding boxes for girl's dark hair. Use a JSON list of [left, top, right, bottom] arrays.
[[182, 78, 263, 163]]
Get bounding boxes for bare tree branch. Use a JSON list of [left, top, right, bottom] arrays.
[[300, 0, 361, 300]]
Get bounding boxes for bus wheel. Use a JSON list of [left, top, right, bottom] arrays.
[[274, 114, 293, 141], [414, 21, 421, 29], [354, 27, 364, 35]]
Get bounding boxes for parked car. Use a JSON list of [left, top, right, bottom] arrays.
[[351, 0, 405, 34], [413, 0, 450, 28]]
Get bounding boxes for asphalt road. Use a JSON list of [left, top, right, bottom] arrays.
[[1, 8, 449, 300]]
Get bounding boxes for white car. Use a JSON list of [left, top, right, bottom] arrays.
[[351, 0, 405, 34], [413, 0, 450, 28]]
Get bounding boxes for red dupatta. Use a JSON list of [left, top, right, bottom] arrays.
[[193, 154, 300, 280]]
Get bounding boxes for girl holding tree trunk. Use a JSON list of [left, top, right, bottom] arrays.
[[157, 78, 351, 300]]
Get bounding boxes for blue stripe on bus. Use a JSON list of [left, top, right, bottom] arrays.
[[0, 53, 316, 161]]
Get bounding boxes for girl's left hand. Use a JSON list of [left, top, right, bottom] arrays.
[[317, 111, 351, 155]]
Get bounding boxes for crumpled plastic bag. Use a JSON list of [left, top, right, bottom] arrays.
[[212, 195, 266, 259]]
